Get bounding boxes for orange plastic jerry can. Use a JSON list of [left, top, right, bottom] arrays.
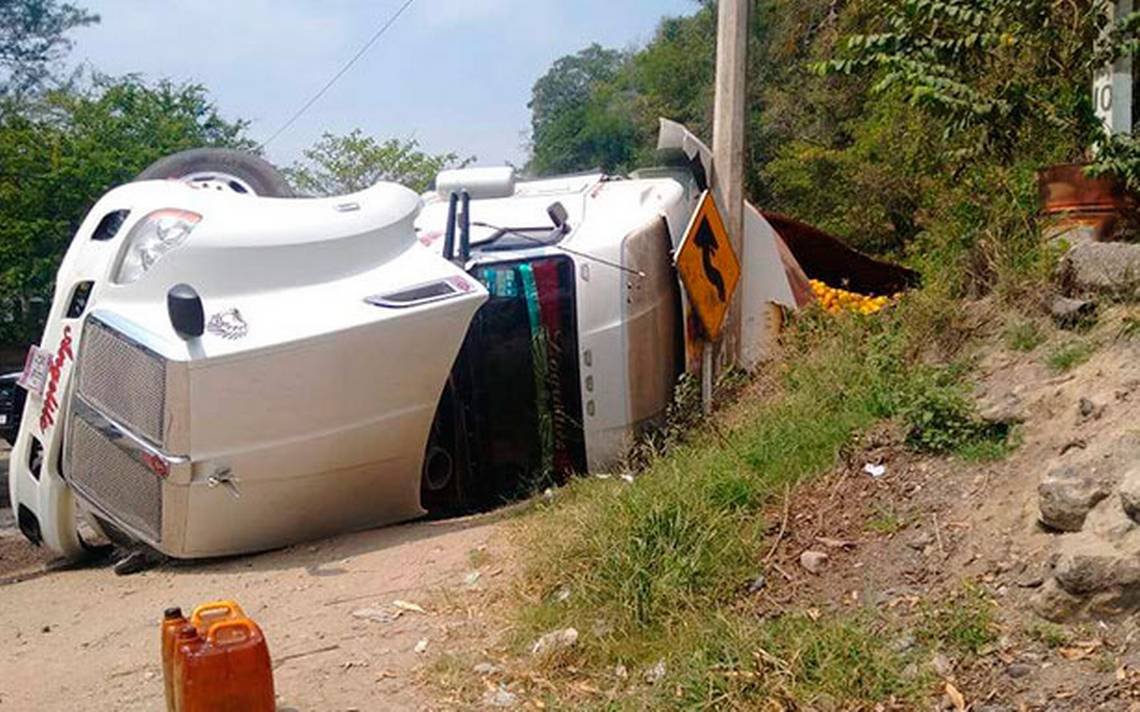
[[161, 607, 194, 712], [173, 618, 275, 712]]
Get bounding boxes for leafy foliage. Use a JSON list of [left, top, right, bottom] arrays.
[[817, 0, 1110, 161], [1088, 131, 1140, 193], [0, 0, 98, 96], [286, 129, 472, 196], [898, 367, 1010, 455], [0, 74, 251, 344], [527, 44, 638, 175]]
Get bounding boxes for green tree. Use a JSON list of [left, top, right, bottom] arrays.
[[818, 0, 1112, 161], [286, 129, 472, 196], [0, 74, 251, 344], [0, 0, 98, 96], [527, 43, 637, 175]]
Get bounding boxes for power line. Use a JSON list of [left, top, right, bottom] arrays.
[[259, 0, 417, 150]]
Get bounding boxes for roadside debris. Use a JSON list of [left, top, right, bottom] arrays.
[[863, 463, 887, 479], [815, 536, 857, 550], [482, 684, 518, 708], [644, 659, 667, 685], [392, 600, 426, 614], [931, 652, 954, 678], [944, 681, 966, 711], [351, 600, 427, 624], [413, 639, 429, 654], [799, 550, 829, 574], [530, 628, 578, 658]]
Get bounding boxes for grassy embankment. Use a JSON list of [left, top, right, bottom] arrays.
[[490, 285, 1017, 708], [450, 0, 1113, 705]]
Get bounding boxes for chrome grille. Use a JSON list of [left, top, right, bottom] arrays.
[[66, 414, 162, 542], [77, 318, 167, 446]]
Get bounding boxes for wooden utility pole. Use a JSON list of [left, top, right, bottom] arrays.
[[706, 0, 750, 413]]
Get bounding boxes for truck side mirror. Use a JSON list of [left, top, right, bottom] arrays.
[[547, 202, 570, 235], [167, 284, 205, 340]]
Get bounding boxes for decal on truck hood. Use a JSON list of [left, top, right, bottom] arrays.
[[39, 325, 74, 433], [207, 309, 248, 340]]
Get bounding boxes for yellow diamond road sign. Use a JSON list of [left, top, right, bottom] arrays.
[[675, 190, 741, 341]]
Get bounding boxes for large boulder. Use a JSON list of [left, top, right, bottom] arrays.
[[1051, 535, 1132, 595], [1038, 466, 1112, 532], [1059, 241, 1140, 296], [1120, 468, 1140, 523], [1031, 579, 1085, 622]]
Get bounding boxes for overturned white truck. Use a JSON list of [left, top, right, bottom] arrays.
[[8, 122, 803, 561]]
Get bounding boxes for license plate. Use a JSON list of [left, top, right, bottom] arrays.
[[18, 345, 50, 397]]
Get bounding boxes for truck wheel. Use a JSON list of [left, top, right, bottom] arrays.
[[135, 148, 295, 197], [421, 378, 470, 516]]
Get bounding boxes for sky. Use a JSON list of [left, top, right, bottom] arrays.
[[70, 0, 698, 170]]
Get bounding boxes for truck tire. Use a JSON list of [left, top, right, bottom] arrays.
[[420, 378, 470, 516], [135, 148, 295, 197]]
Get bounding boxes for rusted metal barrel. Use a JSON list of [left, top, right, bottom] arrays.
[[1039, 163, 1133, 241]]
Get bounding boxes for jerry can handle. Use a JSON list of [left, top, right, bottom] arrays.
[[206, 619, 256, 644], [191, 600, 245, 626]]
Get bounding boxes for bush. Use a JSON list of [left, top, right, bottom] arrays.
[[1047, 340, 1096, 373], [899, 369, 1010, 456]]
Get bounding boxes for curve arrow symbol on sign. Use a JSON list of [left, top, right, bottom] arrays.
[[694, 219, 727, 302]]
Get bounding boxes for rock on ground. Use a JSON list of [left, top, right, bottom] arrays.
[[1048, 295, 1096, 329], [1038, 466, 1112, 532], [1119, 468, 1140, 523], [800, 550, 829, 574], [530, 628, 578, 658], [1051, 534, 1136, 595], [1060, 241, 1140, 296]]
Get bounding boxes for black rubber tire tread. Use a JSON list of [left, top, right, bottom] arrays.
[[420, 379, 470, 516], [135, 148, 295, 197]]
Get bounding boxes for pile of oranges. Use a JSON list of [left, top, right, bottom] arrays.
[[809, 279, 895, 316]]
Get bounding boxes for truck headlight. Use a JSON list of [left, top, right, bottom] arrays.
[[113, 209, 201, 284]]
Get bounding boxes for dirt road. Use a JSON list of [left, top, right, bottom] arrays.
[[0, 505, 509, 711]]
